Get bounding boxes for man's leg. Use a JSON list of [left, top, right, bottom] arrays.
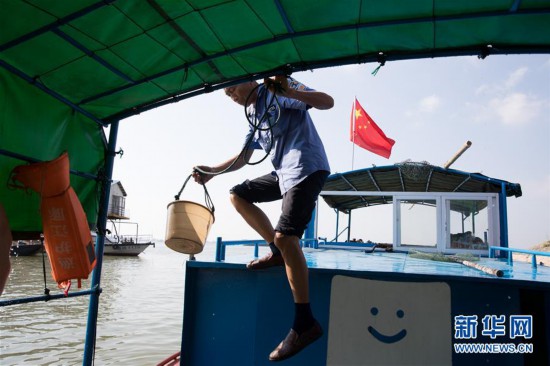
[[230, 193, 285, 269], [230, 193, 275, 243], [268, 233, 322, 362], [274, 233, 308, 302], [229, 174, 285, 269], [268, 171, 329, 362]]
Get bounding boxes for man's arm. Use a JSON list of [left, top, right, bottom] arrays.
[[264, 76, 334, 110], [193, 149, 254, 184]]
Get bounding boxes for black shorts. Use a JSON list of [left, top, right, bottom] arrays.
[[230, 170, 329, 238]]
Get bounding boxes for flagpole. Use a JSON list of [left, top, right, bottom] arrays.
[[351, 97, 356, 170]]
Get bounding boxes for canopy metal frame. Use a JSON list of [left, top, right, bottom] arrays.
[[1, 3, 549, 125]]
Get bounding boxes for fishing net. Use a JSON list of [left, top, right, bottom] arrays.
[[396, 160, 433, 181]]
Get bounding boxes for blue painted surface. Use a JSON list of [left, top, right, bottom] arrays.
[[180, 247, 550, 365], [219, 246, 550, 283]]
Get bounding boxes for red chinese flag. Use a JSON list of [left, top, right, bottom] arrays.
[[350, 98, 395, 159]]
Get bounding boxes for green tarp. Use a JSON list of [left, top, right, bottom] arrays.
[[1, 0, 549, 236]]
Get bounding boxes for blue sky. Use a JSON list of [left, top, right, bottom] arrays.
[[112, 54, 550, 249]]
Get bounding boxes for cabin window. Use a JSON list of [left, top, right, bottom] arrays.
[[392, 193, 498, 254], [446, 198, 492, 251], [348, 204, 393, 244], [109, 195, 126, 217], [320, 191, 499, 254], [396, 199, 438, 248]]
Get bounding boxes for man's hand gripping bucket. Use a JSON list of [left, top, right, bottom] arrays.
[[165, 172, 215, 255]]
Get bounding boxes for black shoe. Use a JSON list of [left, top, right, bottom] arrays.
[[269, 321, 323, 362], [246, 253, 285, 270]]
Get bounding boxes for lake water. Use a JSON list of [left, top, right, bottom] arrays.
[[1, 241, 218, 365]]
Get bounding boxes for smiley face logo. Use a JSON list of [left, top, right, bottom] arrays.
[[367, 307, 408, 344], [328, 277, 451, 365]]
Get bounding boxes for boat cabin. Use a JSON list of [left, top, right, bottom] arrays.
[[319, 162, 522, 256], [107, 181, 129, 220]]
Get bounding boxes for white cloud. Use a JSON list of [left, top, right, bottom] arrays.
[[475, 84, 490, 95], [470, 66, 547, 125], [488, 92, 543, 125], [404, 94, 442, 124], [475, 66, 528, 96], [504, 67, 528, 90], [419, 95, 441, 113]]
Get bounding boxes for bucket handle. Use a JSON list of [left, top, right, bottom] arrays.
[[174, 173, 215, 214]]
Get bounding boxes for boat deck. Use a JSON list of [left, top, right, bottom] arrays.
[[204, 245, 550, 285]]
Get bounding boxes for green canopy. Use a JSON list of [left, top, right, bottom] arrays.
[[1, 0, 550, 237]]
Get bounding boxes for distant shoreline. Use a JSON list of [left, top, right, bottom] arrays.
[[512, 240, 550, 266]]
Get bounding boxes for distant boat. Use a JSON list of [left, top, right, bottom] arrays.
[[91, 229, 155, 257], [10, 240, 42, 256], [103, 234, 155, 256]]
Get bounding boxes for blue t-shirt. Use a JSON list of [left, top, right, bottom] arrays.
[[243, 78, 330, 193]]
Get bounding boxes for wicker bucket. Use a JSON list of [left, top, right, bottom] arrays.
[[165, 200, 214, 254]]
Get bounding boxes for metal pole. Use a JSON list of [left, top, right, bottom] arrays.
[[303, 202, 317, 245], [351, 98, 356, 170], [499, 182, 509, 253], [335, 209, 339, 241], [83, 120, 119, 366], [0, 288, 99, 307], [443, 141, 472, 169], [347, 211, 352, 242], [216, 237, 222, 262]]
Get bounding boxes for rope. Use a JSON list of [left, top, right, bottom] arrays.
[[193, 78, 284, 176], [174, 173, 215, 214], [174, 174, 192, 201], [242, 80, 283, 166], [40, 236, 50, 299], [371, 53, 386, 76], [181, 78, 287, 212]]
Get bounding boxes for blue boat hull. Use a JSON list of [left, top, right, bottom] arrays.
[[180, 260, 549, 365]]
